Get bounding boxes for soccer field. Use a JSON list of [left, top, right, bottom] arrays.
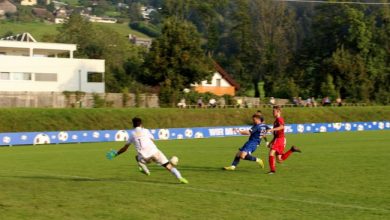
[[0, 131, 389, 219]]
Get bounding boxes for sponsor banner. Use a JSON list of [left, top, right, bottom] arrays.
[[0, 121, 389, 146]]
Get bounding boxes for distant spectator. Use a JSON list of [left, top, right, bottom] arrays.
[[336, 97, 342, 107], [293, 97, 299, 106], [209, 98, 217, 108], [269, 97, 276, 105], [236, 98, 243, 108], [197, 97, 203, 108], [322, 96, 331, 106], [306, 98, 312, 107], [177, 98, 187, 108], [298, 97, 304, 106], [218, 98, 226, 108], [311, 97, 317, 107]]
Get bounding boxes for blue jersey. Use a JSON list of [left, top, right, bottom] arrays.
[[247, 123, 271, 145]]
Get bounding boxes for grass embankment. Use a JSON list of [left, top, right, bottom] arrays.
[[0, 106, 389, 132]]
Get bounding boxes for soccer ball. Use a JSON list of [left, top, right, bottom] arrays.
[[170, 156, 179, 166]]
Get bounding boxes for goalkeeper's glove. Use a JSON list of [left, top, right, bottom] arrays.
[[106, 149, 118, 160]]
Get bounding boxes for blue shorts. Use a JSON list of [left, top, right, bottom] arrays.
[[239, 142, 258, 154]]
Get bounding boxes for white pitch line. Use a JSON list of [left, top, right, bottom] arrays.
[[3, 170, 389, 213]]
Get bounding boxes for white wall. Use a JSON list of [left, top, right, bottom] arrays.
[[199, 72, 231, 87], [0, 56, 105, 93]]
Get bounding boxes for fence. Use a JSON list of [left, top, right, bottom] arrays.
[[0, 121, 388, 146], [0, 91, 159, 108]]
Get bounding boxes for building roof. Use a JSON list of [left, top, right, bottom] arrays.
[[0, 0, 17, 13], [32, 7, 53, 19], [0, 33, 77, 55], [0, 40, 76, 51], [214, 61, 240, 90]]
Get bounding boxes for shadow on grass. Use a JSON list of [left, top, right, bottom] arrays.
[[178, 165, 254, 173], [0, 203, 11, 209], [0, 174, 179, 185]]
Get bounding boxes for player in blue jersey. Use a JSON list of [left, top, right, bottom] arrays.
[[224, 114, 271, 171], [255, 110, 270, 147]]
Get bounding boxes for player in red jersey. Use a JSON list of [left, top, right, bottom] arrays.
[[267, 105, 301, 174]]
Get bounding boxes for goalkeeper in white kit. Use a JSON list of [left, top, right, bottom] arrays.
[[106, 117, 188, 184]]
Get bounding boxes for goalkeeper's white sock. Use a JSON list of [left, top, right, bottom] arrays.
[[138, 162, 150, 174], [170, 167, 182, 179]]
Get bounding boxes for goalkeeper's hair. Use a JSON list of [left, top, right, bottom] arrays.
[[132, 117, 142, 128]]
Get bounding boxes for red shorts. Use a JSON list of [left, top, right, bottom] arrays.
[[271, 137, 286, 155]]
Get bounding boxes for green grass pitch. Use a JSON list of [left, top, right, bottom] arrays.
[[0, 131, 389, 219]]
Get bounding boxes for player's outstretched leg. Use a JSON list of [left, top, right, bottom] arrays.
[[243, 154, 264, 169], [163, 162, 188, 184], [135, 156, 150, 176], [280, 145, 302, 161], [224, 154, 241, 171], [225, 151, 264, 170]]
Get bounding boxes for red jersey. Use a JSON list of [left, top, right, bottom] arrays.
[[273, 117, 285, 138]]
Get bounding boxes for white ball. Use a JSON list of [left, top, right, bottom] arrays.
[[170, 156, 179, 166]]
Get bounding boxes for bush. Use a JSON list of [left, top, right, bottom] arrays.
[[159, 85, 179, 107], [92, 93, 106, 108], [222, 94, 236, 106], [129, 21, 160, 37]]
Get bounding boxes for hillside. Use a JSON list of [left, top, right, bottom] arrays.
[[0, 21, 150, 41]]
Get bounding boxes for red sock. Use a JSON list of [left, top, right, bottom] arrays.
[[281, 150, 293, 161], [269, 155, 275, 172]]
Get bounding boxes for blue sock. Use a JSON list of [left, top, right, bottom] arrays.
[[244, 154, 257, 161], [232, 156, 240, 166]]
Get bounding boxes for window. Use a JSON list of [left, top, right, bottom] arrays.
[[0, 72, 10, 80], [87, 72, 104, 82], [216, 79, 221, 87], [35, 73, 57, 82], [11, 72, 31, 81]]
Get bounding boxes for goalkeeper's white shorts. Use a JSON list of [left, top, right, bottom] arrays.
[[137, 150, 169, 166]]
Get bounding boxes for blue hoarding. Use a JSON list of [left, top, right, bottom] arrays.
[[0, 121, 389, 146]]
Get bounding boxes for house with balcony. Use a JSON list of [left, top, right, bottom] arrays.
[[0, 33, 105, 93], [193, 62, 240, 96]]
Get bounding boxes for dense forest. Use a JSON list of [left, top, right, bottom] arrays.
[[151, 0, 390, 104], [13, 0, 388, 104]]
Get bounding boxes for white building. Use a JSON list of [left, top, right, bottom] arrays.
[[193, 62, 240, 96], [20, 0, 37, 6], [86, 15, 117, 23], [140, 6, 156, 20], [0, 33, 105, 93]]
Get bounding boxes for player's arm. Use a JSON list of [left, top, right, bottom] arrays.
[[106, 143, 130, 160], [234, 128, 250, 135], [269, 124, 284, 133], [262, 127, 271, 146], [117, 143, 130, 156], [240, 130, 251, 135]]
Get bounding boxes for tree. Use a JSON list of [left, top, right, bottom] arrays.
[[320, 74, 338, 100], [218, 0, 296, 97], [295, 3, 385, 102], [56, 14, 145, 92], [141, 17, 213, 106]]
